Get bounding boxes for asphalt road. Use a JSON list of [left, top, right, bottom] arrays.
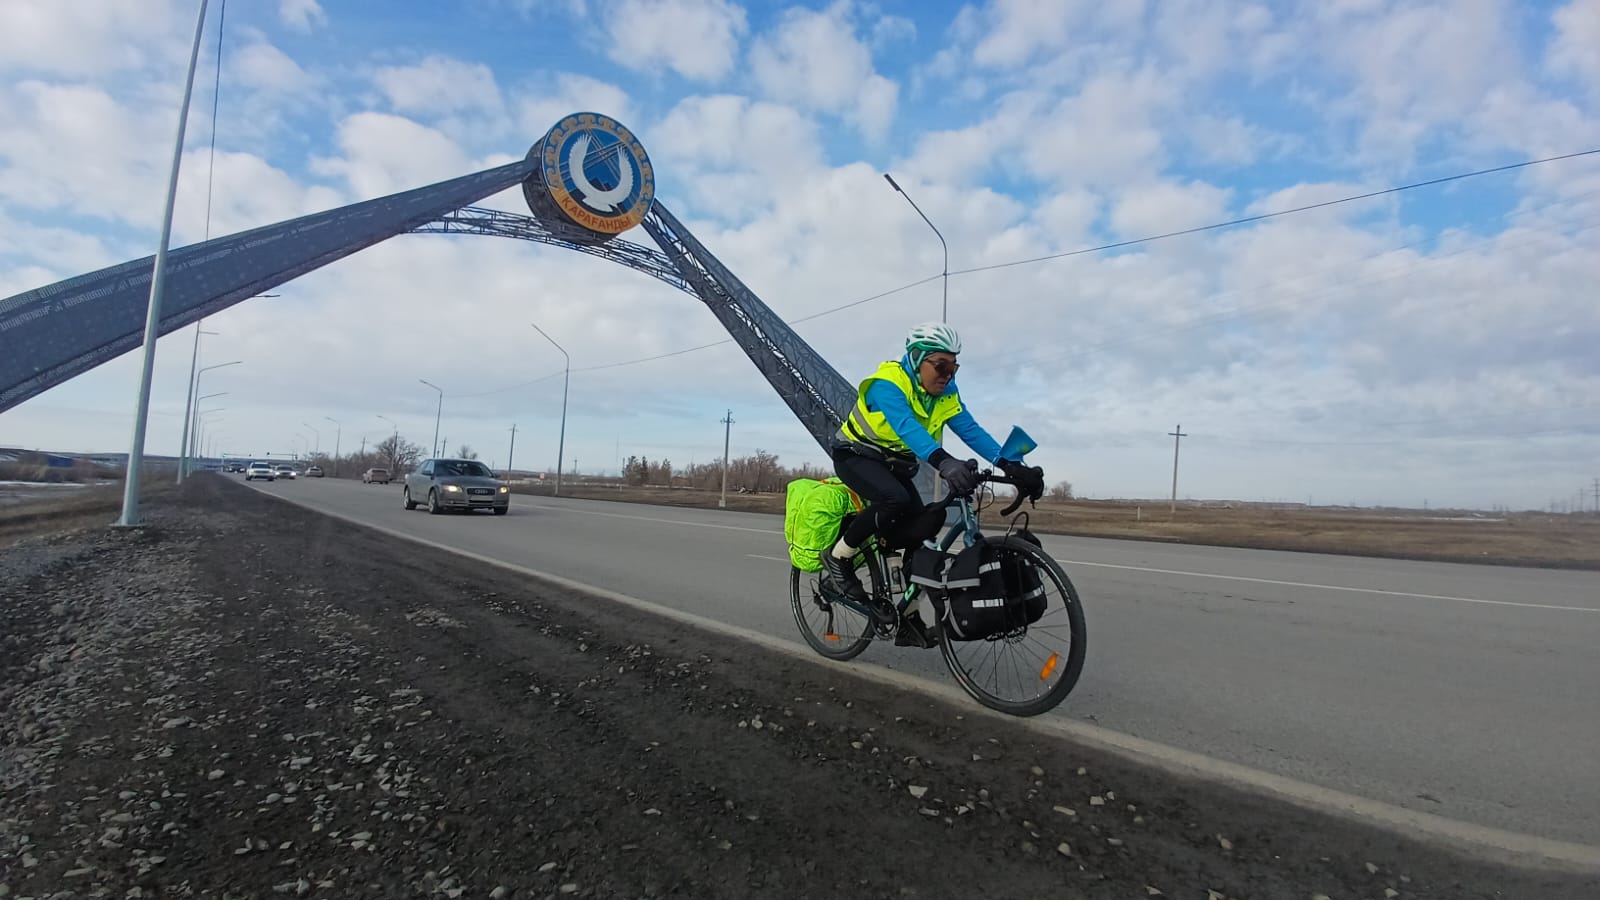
[[248, 475, 1600, 845]]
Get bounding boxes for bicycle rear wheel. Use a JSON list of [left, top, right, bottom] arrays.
[[938, 535, 1087, 717], [789, 554, 880, 661]]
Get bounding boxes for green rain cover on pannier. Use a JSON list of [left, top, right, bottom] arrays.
[[784, 477, 861, 571]]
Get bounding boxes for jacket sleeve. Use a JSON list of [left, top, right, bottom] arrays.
[[865, 380, 941, 461], [947, 405, 1005, 464]]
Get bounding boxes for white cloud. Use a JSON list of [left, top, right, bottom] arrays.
[[515, 74, 636, 143], [970, 0, 1089, 68], [172, 149, 346, 244], [1024, 69, 1175, 187], [871, 13, 917, 47], [231, 40, 316, 95], [279, 0, 327, 32], [310, 113, 474, 200], [653, 95, 825, 221], [1186, 114, 1264, 167], [1311, 0, 1525, 162], [0, 0, 188, 76], [374, 55, 504, 118], [1548, 0, 1600, 95], [604, 0, 748, 81], [1110, 179, 1232, 238], [748, 4, 900, 140], [0, 80, 170, 226]]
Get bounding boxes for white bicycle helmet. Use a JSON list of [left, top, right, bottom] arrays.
[[905, 321, 962, 356]]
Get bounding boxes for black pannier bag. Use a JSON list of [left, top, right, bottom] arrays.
[[938, 537, 1048, 641], [905, 545, 958, 598]]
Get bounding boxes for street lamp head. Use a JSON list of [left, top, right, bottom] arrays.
[[883, 173, 903, 192]]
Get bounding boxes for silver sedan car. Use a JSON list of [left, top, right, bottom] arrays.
[[403, 458, 510, 515]]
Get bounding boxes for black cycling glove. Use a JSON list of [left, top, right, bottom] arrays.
[[934, 454, 979, 494], [998, 458, 1045, 502]]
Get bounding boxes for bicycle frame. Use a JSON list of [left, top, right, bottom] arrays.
[[831, 491, 986, 624]]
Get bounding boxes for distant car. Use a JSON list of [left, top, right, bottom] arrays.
[[275, 465, 297, 480], [244, 462, 276, 482], [304, 465, 324, 478], [363, 467, 391, 484], [404, 458, 509, 516]]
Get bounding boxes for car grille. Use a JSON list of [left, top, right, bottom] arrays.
[[467, 488, 495, 496]]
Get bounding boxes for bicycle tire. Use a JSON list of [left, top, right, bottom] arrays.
[[938, 535, 1087, 717], [789, 553, 881, 661]]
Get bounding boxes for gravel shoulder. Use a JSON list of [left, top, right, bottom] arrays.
[[1, 475, 1594, 899]]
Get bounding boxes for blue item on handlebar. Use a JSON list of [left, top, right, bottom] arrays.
[[999, 426, 1037, 461]]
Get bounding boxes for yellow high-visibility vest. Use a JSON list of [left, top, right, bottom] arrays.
[[836, 360, 963, 459]]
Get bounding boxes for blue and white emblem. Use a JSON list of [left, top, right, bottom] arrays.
[[539, 113, 655, 236]]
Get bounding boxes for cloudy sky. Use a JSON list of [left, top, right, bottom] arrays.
[[1, 0, 1597, 510]]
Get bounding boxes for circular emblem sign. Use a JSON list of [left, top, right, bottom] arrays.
[[538, 113, 655, 236]]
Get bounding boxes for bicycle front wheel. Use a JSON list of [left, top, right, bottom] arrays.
[[939, 535, 1087, 717], [789, 558, 878, 661]]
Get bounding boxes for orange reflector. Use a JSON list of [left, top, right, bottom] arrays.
[[1039, 653, 1060, 680], [824, 632, 841, 642]]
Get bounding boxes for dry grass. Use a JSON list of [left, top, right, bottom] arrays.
[[512, 482, 1600, 570], [0, 476, 174, 547]]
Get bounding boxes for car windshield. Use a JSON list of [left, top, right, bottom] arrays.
[[438, 460, 493, 478]]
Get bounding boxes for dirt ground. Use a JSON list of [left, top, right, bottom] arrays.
[[509, 482, 1600, 570], [1, 476, 1595, 899]]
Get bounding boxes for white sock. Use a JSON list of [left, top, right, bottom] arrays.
[[831, 538, 857, 559]]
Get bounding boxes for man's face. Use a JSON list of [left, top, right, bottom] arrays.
[[918, 352, 959, 396]]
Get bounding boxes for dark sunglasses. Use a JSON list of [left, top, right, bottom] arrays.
[[923, 358, 959, 377]]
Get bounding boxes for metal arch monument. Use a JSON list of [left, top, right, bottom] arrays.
[[0, 112, 855, 449]]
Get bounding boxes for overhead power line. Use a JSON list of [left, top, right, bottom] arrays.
[[948, 148, 1600, 277], [555, 147, 1600, 376]]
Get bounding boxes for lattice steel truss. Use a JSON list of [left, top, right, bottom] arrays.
[[0, 159, 856, 454], [415, 204, 856, 449], [0, 159, 537, 413]]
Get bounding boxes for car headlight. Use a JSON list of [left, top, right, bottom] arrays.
[[498, 486, 509, 493], [443, 484, 463, 492]]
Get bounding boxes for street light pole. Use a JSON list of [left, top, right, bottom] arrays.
[[182, 360, 241, 477], [195, 408, 225, 467], [883, 173, 949, 322], [188, 391, 228, 463], [530, 323, 570, 497], [118, 0, 210, 526], [377, 414, 398, 470], [301, 421, 320, 455], [176, 327, 217, 482], [419, 380, 443, 457], [325, 417, 341, 476]]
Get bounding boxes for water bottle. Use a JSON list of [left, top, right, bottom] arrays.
[[887, 555, 905, 594]]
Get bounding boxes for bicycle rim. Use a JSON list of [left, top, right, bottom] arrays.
[[789, 560, 876, 661], [938, 536, 1087, 717]]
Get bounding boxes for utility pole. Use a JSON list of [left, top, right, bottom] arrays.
[[719, 409, 734, 509], [1168, 424, 1187, 515], [1592, 477, 1599, 514], [507, 424, 517, 479]]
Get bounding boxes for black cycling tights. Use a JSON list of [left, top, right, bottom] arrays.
[[834, 450, 925, 549]]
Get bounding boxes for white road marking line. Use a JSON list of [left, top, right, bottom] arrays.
[[747, 554, 790, 562], [529, 498, 1597, 614], [1062, 559, 1598, 613]]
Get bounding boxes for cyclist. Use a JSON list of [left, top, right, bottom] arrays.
[[823, 321, 1045, 646]]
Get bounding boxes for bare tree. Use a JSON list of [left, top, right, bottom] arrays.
[[375, 434, 425, 474], [1047, 480, 1074, 502], [456, 444, 479, 460]]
